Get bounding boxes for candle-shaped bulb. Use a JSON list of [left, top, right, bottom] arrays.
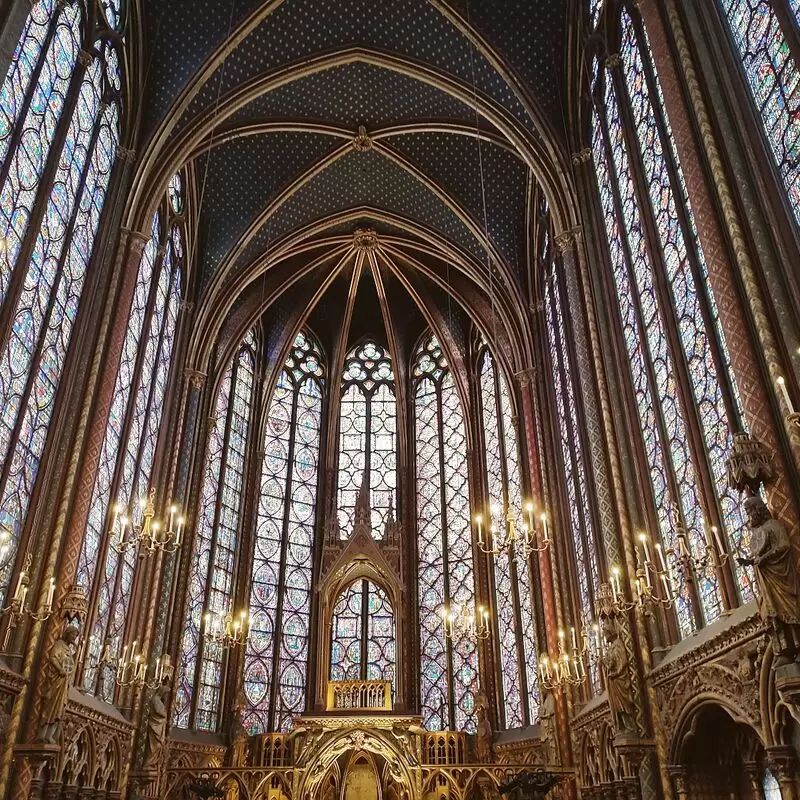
[[777, 375, 795, 414]]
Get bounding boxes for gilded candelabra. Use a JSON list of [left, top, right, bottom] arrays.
[[475, 502, 550, 559]]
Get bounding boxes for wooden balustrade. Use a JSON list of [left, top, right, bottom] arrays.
[[325, 680, 393, 711]]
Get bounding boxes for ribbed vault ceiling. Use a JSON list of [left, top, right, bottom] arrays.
[[131, 0, 575, 380]]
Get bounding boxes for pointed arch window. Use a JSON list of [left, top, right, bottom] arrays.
[[243, 332, 324, 734], [591, 6, 752, 635], [175, 334, 256, 731], [0, 0, 122, 602], [718, 0, 800, 227], [329, 579, 395, 684], [77, 179, 184, 700], [477, 347, 540, 729], [414, 335, 479, 732], [543, 231, 602, 694], [337, 341, 396, 538]]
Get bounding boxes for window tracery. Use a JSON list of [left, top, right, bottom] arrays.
[[414, 334, 479, 732], [478, 347, 540, 728], [175, 335, 256, 731], [329, 579, 395, 685], [590, 6, 752, 635], [78, 178, 184, 701], [243, 332, 324, 734], [337, 341, 396, 539], [0, 0, 122, 605], [719, 0, 800, 227]]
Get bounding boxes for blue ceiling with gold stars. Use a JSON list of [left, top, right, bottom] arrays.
[[137, 0, 573, 349]]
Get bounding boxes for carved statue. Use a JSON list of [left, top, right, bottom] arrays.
[[600, 620, 638, 735], [142, 676, 171, 770], [475, 694, 493, 763], [226, 691, 248, 767], [37, 625, 79, 744], [538, 689, 557, 764], [739, 495, 800, 665]]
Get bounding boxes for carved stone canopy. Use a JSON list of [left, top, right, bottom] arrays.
[[727, 431, 774, 494]]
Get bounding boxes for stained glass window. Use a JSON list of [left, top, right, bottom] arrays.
[[719, 0, 800, 227], [78, 180, 184, 700], [175, 335, 256, 731], [544, 250, 602, 694], [329, 579, 395, 686], [414, 335, 479, 732], [763, 769, 783, 800], [478, 347, 540, 728], [591, 4, 752, 636], [590, 0, 604, 27], [0, 2, 121, 604], [243, 332, 324, 734], [337, 341, 396, 538]]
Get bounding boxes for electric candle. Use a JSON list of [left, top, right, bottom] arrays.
[[639, 532, 651, 564], [777, 376, 795, 414]]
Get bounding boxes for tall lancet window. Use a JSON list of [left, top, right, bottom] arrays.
[[330, 579, 396, 685], [0, 0, 122, 602], [543, 232, 602, 695], [414, 335, 479, 732], [478, 346, 540, 729], [591, 5, 751, 636], [243, 332, 324, 734], [719, 0, 800, 226], [77, 176, 184, 700], [175, 333, 256, 731], [337, 341, 396, 538]]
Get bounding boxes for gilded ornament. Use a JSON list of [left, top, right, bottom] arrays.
[[726, 432, 773, 494]]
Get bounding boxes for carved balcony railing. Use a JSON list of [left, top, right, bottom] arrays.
[[326, 680, 392, 711], [250, 733, 290, 767], [423, 731, 467, 765]]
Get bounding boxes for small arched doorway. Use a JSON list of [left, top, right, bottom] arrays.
[[676, 704, 779, 798], [330, 579, 395, 686]]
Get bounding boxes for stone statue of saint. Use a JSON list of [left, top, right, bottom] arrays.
[[226, 692, 248, 768], [142, 677, 171, 770], [739, 495, 800, 665], [474, 694, 492, 763], [37, 626, 79, 744], [538, 689, 557, 764], [600, 620, 638, 735]]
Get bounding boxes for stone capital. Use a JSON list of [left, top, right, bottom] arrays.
[[77, 49, 93, 67], [571, 148, 592, 166], [605, 53, 622, 70], [515, 367, 537, 387], [183, 368, 206, 390], [120, 227, 150, 255], [116, 146, 136, 162], [554, 226, 583, 254]]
